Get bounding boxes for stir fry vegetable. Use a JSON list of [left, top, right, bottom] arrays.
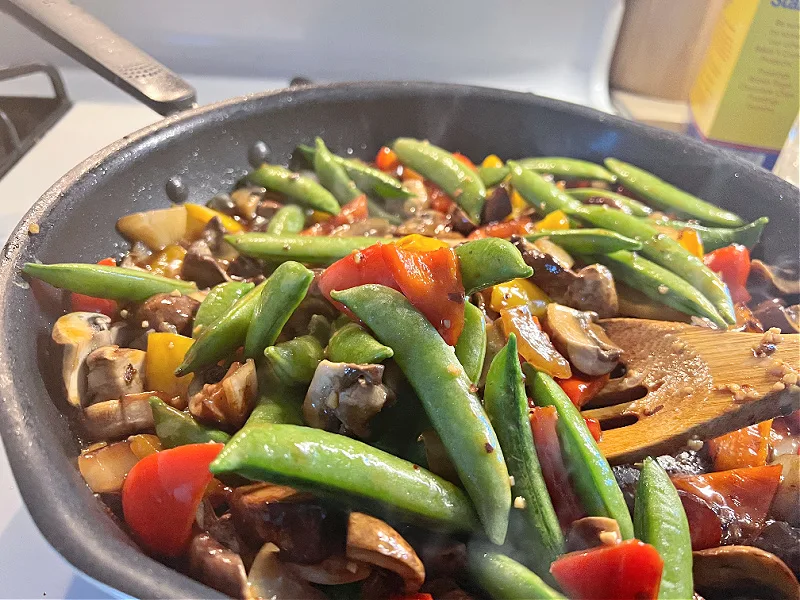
[[24, 135, 799, 600]]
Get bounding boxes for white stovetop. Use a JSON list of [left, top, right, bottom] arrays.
[[0, 62, 616, 596]]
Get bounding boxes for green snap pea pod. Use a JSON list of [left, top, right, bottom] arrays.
[[525, 367, 634, 539], [193, 281, 254, 338], [225, 233, 374, 264], [524, 229, 641, 254], [366, 197, 403, 225], [454, 302, 487, 384], [245, 382, 305, 427], [581, 250, 725, 325], [149, 397, 230, 448], [484, 335, 563, 580], [210, 423, 479, 531], [263, 334, 325, 387], [468, 544, 566, 600], [507, 161, 585, 215], [266, 204, 306, 235], [247, 164, 341, 215], [455, 237, 533, 296], [634, 457, 694, 599], [567, 187, 653, 217], [392, 138, 486, 222], [296, 144, 411, 199], [243, 261, 314, 359], [22, 263, 197, 302], [577, 205, 735, 324], [313, 138, 363, 203], [517, 156, 617, 183], [331, 284, 510, 544], [307, 314, 332, 345], [655, 216, 768, 251], [327, 322, 394, 364], [605, 158, 744, 226], [478, 165, 510, 188], [176, 280, 265, 376]]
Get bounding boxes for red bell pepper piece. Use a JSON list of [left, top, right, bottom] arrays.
[[319, 242, 465, 345], [389, 595, 433, 600], [451, 152, 477, 170], [428, 184, 456, 214], [557, 372, 610, 409], [677, 490, 723, 550], [122, 443, 223, 557], [584, 417, 602, 442], [467, 218, 533, 240], [550, 539, 664, 600], [302, 195, 368, 236], [529, 406, 586, 529], [703, 244, 752, 303], [70, 257, 118, 316], [671, 464, 783, 544], [375, 146, 399, 171]]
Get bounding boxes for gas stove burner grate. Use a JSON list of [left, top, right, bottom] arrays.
[[0, 64, 71, 179]]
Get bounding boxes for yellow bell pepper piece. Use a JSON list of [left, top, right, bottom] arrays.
[[147, 244, 186, 279], [499, 305, 571, 379], [678, 228, 704, 258], [394, 234, 450, 252], [508, 189, 529, 220], [185, 203, 244, 238], [490, 278, 550, 316], [481, 154, 504, 168], [534, 209, 570, 231], [146, 333, 194, 398]]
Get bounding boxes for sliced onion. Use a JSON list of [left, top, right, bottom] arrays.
[[78, 439, 140, 493], [117, 206, 187, 251], [285, 555, 371, 585]]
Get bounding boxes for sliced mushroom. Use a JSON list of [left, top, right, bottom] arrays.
[[692, 545, 800, 600], [52, 312, 122, 407], [565, 516, 622, 552], [182, 240, 230, 289], [417, 540, 467, 579], [534, 238, 574, 270], [396, 209, 452, 237], [481, 185, 512, 224], [82, 392, 155, 441], [189, 359, 257, 430], [229, 483, 344, 564], [753, 521, 800, 576], [285, 555, 372, 585], [753, 299, 800, 333], [303, 361, 392, 439], [545, 303, 623, 376], [749, 259, 800, 296], [247, 543, 327, 600], [346, 512, 425, 593], [770, 454, 800, 526], [135, 292, 200, 336], [563, 264, 619, 318], [421, 429, 460, 485], [188, 532, 248, 598], [85, 345, 146, 404], [231, 187, 264, 220]]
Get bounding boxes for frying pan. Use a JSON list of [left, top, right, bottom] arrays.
[[0, 1, 798, 598]]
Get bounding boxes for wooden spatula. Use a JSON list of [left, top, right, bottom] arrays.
[[582, 318, 800, 465]]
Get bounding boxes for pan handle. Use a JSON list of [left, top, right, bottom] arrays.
[[0, 0, 197, 116]]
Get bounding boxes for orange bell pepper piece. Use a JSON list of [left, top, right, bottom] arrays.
[[499, 306, 571, 379], [467, 217, 534, 240], [302, 195, 368, 236], [678, 228, 704, 258], [707, 420, 773, 471], [557, 372, 611, 409], [375, 146, 399, 171]]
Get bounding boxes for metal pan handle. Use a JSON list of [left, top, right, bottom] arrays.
[[0, 0, 197, 115]]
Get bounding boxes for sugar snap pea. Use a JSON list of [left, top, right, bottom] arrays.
[[245, 383, 305, 427], [567, 187, 653, 217], [193, 281, 254, 338], [22, 263, 197, 302], [313, 137, 363, 203], [296, 144, 411, 199], [507, 161, 585, 215], [332, 284, 510, 544], [525, 229, 641, 254], [454, 302, 487, 384], [263, 334, 325, 387], [525, 367, 634, 539], [634, 457, 694, 600], [484, 335, 563, 580], [247, 164, 340, 215], [478, 165, 510, 188], [517, 157, 616, 183], [307, 314, 332, 345], [468, 544, 566, 600], [655, 216, 768, 251], [225, 233, 374, 264], [582, 250, 725, 326], [149, 396, 230, 448], [455, 237, 533, 296], [392, 138, 486, 222], [266, 204, 306, 235], [327, 322, 394, 364], [176, 280, 265, 376], [210, 423, 479, 531], [243, 261, 313, 359], [605, 158, 744, 226], [577, 205, 735, 324]]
